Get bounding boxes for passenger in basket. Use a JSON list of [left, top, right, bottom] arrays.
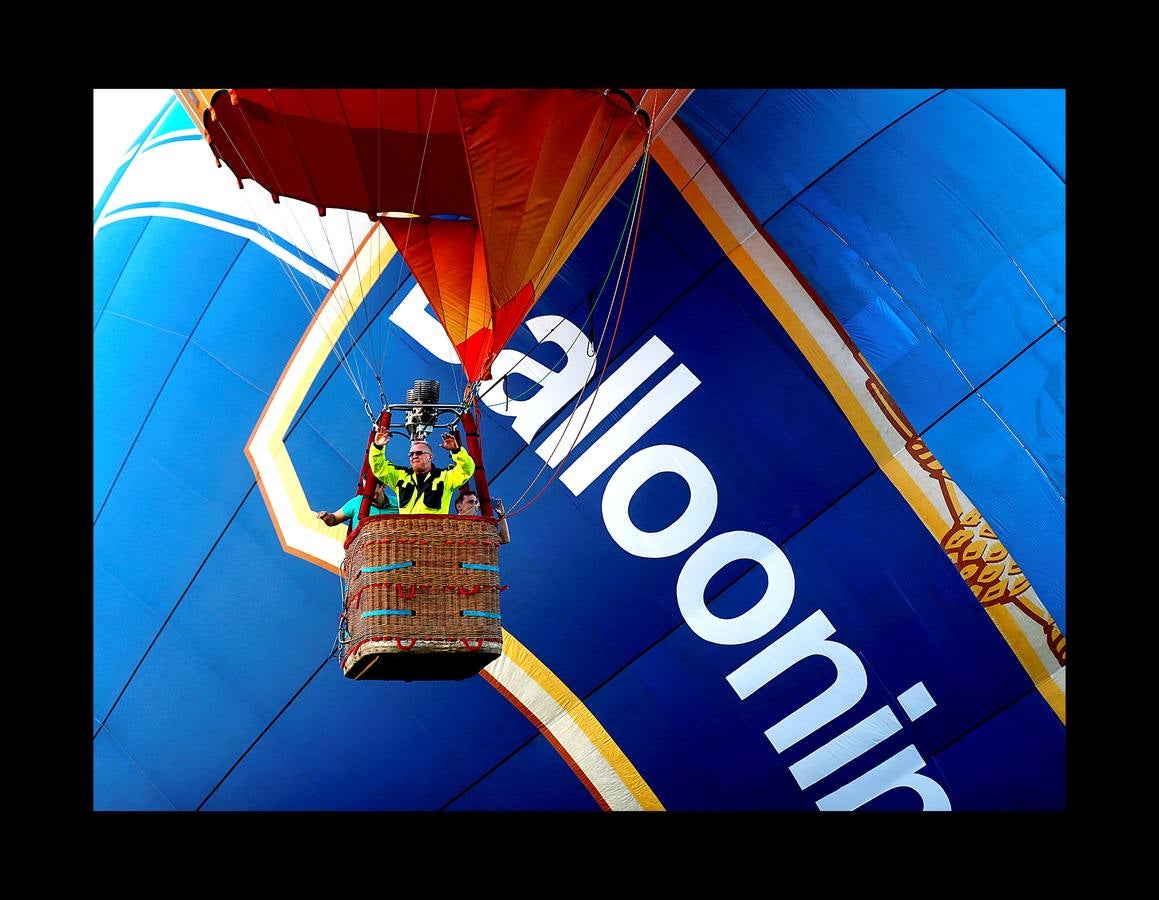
[[455, 488, 511, 545], [369, 425, 475, 514], [316, 480, 397, 533]]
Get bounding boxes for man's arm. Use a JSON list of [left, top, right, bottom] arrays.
[[369, 438, 403, 488], [443, 446, 475, 491], [440, 431, 475, 491], [317, 506, 351, 527], [494, 497, 511, 545]]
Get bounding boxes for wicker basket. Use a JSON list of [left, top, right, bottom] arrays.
[[339, 514, 503, 680]]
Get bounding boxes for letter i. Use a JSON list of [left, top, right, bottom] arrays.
[[788, 682, 937, 791]]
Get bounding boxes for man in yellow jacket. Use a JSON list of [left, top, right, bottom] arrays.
[[369, 423, 475, 514]]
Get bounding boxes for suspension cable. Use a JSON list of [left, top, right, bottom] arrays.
[[265, 91, 378, 398], [212, 93, 379, 413], [475, 147, 648, 408], [503, 121, 654, 518]]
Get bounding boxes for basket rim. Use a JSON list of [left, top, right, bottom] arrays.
[[345, 512, 498, 548]]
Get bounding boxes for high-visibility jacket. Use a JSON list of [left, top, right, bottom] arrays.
[[368, 445, 475, 514]]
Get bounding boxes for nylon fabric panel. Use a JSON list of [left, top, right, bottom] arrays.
[[94, 558, 167, 722], [981, 326, 1065, 496], [770, 202, 973, 432], [94, 616, 272, 810], [767, 91, 1064, 387], [162, 491, 337, 724], [445, 729, 606, 811], [199, 731, 328, 811], [93, 217, 149, 324], [132, 346, 272, 510], [957, 88, 1066, 181], [675, 88, 765, 161], [180, 241, 315, 393], [465, 265, 878, 696], [458, 90, 650, 308], [207, 90, 475, 217], [200, 646, 539, 810], [923, 390, 1066, 631], [579, 638, 815, 811], [925, 687, 1065, 811], [94, 90, 1064, 811], [93, 730, 176, 811], [98, 217, 245, 336], [93, 314, 187, 511], [680, 89, 938, 224], [382, 220, 479, 342]]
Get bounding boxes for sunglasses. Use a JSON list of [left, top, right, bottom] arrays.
[[409, 450, 430, 457]]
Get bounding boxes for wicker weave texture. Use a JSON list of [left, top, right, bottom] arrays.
[[341, 515, 502, 654]]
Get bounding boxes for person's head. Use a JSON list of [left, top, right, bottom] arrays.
[[456, 489, 480, 515], [408, 441, 434, 474]]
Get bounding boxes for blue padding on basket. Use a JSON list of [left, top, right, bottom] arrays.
[[460, 563, 500, 572], [359, 610, 414, 618], [360, 562, 414, 574], [461, 610, 501, 619]]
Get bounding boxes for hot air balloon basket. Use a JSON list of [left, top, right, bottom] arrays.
[[339, 514, 503, 681]]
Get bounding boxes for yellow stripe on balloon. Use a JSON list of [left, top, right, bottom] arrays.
[[245, 223, 397, 573], [652, 122, 1065, 724], [483, 631, 664, 811]]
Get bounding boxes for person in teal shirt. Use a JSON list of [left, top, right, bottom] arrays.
[[316, 481, 397, 533]]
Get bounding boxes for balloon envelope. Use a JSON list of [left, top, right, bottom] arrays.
[[93, 88, 1065, 811], [197, 88, 685, 380]]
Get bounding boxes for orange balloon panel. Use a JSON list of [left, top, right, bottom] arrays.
[[203, 88, 474, 218], [196, 88, 689, 381]]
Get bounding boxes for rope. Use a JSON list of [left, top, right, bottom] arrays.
[[265, 90, 378, 401], [473, 130, 649, 408], [504, 117, 655, 519], [382, 91, 440, 375], [211, 94, 378, 412]]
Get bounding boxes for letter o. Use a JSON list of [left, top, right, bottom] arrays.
[[602, 445, 717, 558], [677, 531, 795, 645]]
